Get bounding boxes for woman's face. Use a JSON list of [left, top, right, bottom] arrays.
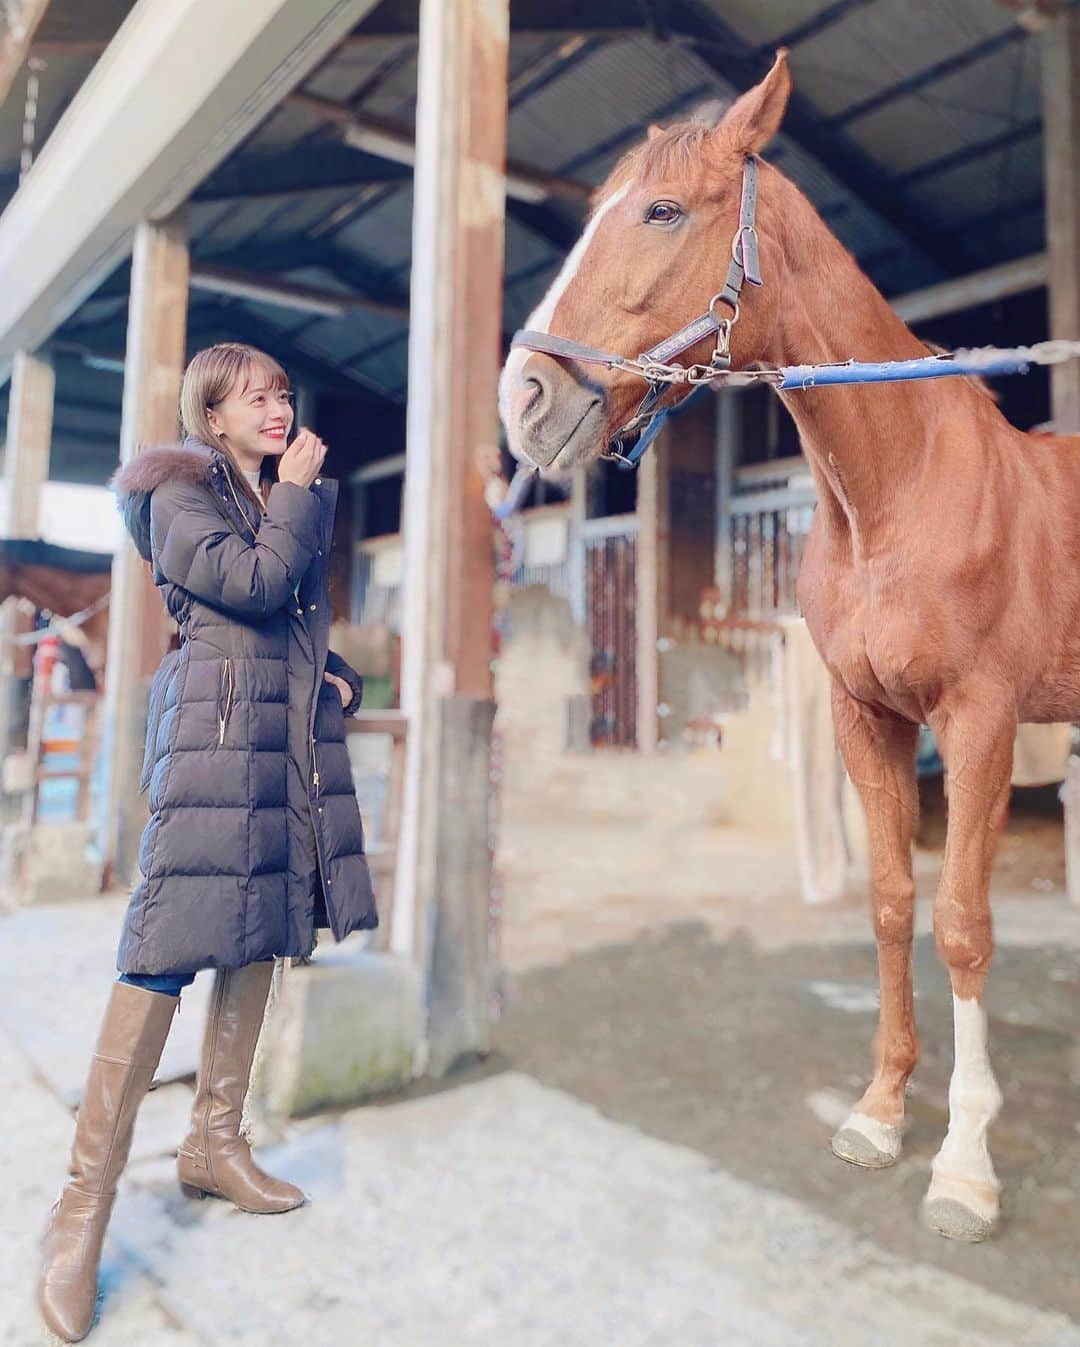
[[207, 370, 294, 465]]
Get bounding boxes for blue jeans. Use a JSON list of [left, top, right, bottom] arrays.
[[118, 971, 196, 997]]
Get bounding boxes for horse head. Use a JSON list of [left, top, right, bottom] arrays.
[[500, 51, 792, 471]]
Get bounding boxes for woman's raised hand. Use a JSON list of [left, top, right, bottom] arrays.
[[278, 428, 328, 489]]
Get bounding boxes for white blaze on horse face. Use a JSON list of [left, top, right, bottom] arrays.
[[926, 995, 1003, 1220], [498, 185, 629, 456]]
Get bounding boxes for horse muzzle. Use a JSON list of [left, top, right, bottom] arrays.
[[503, 351, 607, 470]]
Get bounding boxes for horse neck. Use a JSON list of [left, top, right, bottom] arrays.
[[758, 176, 969, 548]]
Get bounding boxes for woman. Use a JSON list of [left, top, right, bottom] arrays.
[[38, 343, 377, 1342]]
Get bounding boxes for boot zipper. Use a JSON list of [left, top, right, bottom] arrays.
[[218, 658, 235, 746]]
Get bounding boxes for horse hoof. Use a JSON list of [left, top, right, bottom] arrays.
[[922, 1196, 997, 1243], [830, 1114, 901, 1169]]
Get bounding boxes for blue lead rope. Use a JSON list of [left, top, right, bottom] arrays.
[[776, 347, 1043, 390], [497, 340, 1080, 507]]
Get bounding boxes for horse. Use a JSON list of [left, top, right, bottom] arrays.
[[0, 539, 112, 683], [498, 50, 1074, 1243]]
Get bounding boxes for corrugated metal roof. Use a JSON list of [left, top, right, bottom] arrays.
[[0, 0, 1070, 456]]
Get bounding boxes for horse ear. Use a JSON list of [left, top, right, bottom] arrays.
[[715, 49, 791, 153], [647, 123, 664, 141]]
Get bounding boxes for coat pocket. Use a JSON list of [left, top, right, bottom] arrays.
[[217, 657, 236, 746], [140, 649, 181, 793]]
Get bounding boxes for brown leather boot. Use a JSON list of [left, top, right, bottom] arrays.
[[176, 961, 304, 1214], [38, 981, 178, 1342]]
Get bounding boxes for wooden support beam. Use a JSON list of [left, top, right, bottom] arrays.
[[636, 436, 661, 753], [189, 261, 409, 320], [0, 346, 54, 759], [347, 0, 644, 39], [0, 349, 54, 537], [1042, 10, 1080, 433], [289, 93, 590, 205], [0, 0, 51, 106], [0, 0, 381, 384], [714, 389, 739, 610], [891, 251, 1048, 324], [1041, 8, 1080, 910], [98, 211, 190, 885], [395, 0, 506, 1074], [670, 0, 970, 278]]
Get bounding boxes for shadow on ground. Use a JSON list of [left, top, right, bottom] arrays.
[[497, 921, 1080, 1319]]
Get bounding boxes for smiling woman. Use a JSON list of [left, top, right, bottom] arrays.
[[37, 340, 377, 1343]]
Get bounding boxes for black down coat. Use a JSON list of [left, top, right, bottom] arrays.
[[112, 438, 377, 976]]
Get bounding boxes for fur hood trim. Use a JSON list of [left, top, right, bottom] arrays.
[[111, 439, 216, 562]]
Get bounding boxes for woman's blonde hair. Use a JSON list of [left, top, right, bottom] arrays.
[[179, 342, 291, 510]]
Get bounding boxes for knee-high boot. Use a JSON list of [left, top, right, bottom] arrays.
[[176, 962, 304, 1213], [38, 982, 178, 1342]]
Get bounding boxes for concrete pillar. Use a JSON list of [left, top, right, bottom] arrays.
[[0, 348, 54, 762], [98, 210, 189, 885], [396, 0, 507, 1074]]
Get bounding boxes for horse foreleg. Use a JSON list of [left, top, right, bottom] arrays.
[[829, 685, 919, 1168], [922, 686, 1013, 1241]]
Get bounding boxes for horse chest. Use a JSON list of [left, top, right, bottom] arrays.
[[806, 584, 933, 718]]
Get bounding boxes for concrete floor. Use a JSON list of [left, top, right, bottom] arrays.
[[497, 919, 1080, 1323], [3, 800, 1080, 1344]]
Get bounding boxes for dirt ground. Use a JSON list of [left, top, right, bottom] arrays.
[[495, 788, 1080, 1321]]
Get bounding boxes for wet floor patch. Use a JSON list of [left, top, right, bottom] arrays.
[[496, 920, 1080, 1320]]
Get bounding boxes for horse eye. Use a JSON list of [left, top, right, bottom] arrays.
[[646, 201, 682, 225]]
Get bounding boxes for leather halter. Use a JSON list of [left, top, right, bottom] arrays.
[[510, 156, 763, 468]]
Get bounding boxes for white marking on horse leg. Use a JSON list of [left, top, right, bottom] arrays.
[[498, 185, 628, 437], [926, 995, 1002, 1221]]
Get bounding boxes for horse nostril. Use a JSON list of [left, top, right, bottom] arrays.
[[521, 371, 550, 428]]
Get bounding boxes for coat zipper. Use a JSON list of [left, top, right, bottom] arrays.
[[220, 452, 333, 926], [218, 658, 235, 746]]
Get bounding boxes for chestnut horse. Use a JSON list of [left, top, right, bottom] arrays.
[[499, 52, 1071, 1242], [0, 540, 111, 681]]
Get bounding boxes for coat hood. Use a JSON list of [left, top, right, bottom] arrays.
[[111, 439, 214, 561]]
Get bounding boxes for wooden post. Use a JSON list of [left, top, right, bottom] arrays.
[[395, 0, 506, 1074], [1043, 12, 1080, 906], [568, 467, 588, 627], [1043, 11, 1080, 432], [98, 210, 189, 885], [0, 348, 54, 761], [1, 349, 54, 537], [714, 390, 740, 609], [0, 0, 51, 107], [636, 435, 661, 753]]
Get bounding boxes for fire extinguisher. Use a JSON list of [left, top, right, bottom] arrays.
[[34, 632, 60, 686]]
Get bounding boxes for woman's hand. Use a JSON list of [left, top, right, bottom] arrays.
[[278, 428, 328, 489], [324, 671, 351, 707]]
